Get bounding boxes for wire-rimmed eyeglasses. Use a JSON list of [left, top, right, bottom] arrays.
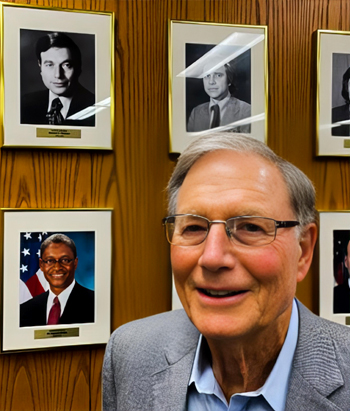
[[162, 214, 300, 247], [41, 258, 75, 267]]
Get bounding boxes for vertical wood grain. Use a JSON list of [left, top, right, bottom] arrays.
[[1, 0, 350, 409]]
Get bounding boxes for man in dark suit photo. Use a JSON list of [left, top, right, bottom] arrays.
[[20, 233, 94, 327], [334, 238, 350, 313], [187, 63, 251, 133], [20, 31, 95, 127]]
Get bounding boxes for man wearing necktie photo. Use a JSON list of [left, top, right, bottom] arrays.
[[20, 31, 95, 127], [20, 233, 95, 327], [187, 62, 251, 133]]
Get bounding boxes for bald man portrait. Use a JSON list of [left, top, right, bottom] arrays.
[[103, 133, 350, 410]]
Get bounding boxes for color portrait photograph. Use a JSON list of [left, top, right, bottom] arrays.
[[2, 209, 111, 352], [333, 230, 350, 314], [19, 231, 95, 327]]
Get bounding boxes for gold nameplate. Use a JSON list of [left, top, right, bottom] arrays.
[[36, 128, 81, 138], [34, 328, 79, 339], [346, 317, 350, 326], [344, 140, 350, 148]]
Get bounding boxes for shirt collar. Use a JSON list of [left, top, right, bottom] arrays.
[[189, 299, 299, 411], [47, 279, 76, 322], [209, 92, 231, 111], [48, 91, 73, 119]]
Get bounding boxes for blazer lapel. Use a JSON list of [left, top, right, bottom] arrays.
[[285, 302, 344, 410], [150, 330, 199, 411]]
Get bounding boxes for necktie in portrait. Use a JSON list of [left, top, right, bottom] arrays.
[[210, 104, 220, 128], [48, 98, 64, 125], [47, 296, 61, 325]]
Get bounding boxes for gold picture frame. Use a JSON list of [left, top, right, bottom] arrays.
[[168, 20, 268, 154], [1, 208, 112, 353], [0, 2, 114, 149], [317, 30, 350, 156]]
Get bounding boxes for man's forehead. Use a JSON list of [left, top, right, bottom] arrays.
[[177, 149, 292, 217], [203, 64, 225, 75], [42, 242, 74, 255], [40, 47, 72, 61]]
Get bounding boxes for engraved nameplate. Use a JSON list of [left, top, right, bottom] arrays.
[[346, 317, 350, 326], [37, 128, 81, 138], [344, 140, 350, 148], [34, 328, 79, 339]]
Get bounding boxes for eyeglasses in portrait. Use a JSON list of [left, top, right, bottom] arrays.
[[1, 209, 112, 352]]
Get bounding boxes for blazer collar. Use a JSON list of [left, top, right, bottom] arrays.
[[151, 315, 199, 411], [285, 301, 344, 410]]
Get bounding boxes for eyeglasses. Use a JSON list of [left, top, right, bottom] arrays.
[[41, 258, 74, 267], [162, 214, 300, 247]]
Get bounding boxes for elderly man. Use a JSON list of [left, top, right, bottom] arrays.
[[20, 233, 94, 327], [103, 133, 350, 410], [21, 32, 95, 126], [187, 64, 251, 133]]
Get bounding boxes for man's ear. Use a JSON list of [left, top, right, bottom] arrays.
[[39, 258, 43, 271], [74, 257, 78, 271], [296, 223, 318, 283]]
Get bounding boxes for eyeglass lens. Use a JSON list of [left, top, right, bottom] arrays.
[[166, 215, 277, 246], [42, 258, 73, 266]]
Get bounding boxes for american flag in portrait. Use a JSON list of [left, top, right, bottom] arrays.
[[19, 231, 54, 304]]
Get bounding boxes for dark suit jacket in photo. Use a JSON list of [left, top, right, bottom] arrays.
[[20, 281, 95, 327], [20, 83, 95, 127], [334, 282, 350, 313], [332, 103, 350, 136], [187, 96, 251, 133], [103, 300, 350, 411]]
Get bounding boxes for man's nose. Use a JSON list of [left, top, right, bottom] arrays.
[[54, 65, 63, 78], [198, 223, 236, 272], [208, 74, 216, 84]]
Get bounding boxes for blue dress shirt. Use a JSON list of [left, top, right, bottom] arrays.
[[187, 299, 299, 411]]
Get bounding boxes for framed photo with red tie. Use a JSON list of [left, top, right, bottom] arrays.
[[319, 211, 350, 327], [317, 30, 350, 156], [1, 209, 112, 353], [169, 21, 268, 153], [0, 3, 114, 150]]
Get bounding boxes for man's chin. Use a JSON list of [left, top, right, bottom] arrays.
[[52, 89, 70, 97]]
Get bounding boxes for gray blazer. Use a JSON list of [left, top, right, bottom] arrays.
[[102, 301, 350, 410], [187, 96, 251, 133]]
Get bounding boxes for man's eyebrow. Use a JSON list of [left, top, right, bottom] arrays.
[[42, 59, 73, 65]]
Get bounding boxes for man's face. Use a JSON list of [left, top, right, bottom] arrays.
[[171, 150, 316, 343], [39, 47, 77, 96], [39, 242, 78, 295], [203, 66, 229, 100], [345, 241, 350, 272]]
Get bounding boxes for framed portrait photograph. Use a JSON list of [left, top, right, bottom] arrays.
[[169, 20, 267, 153], [0, 3, 114, 149], [317, 30, 350, 156], [1, 209, 112, 353], [319, 211, 350, 326]]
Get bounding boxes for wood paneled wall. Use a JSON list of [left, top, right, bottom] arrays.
[[0, 0, 349, 409]]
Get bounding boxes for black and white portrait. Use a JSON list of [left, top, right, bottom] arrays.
[[331, 53, 350, 137], [333, 230, 350, 314], [20, 29, 95, 127], [185, 44, 251, 133]]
